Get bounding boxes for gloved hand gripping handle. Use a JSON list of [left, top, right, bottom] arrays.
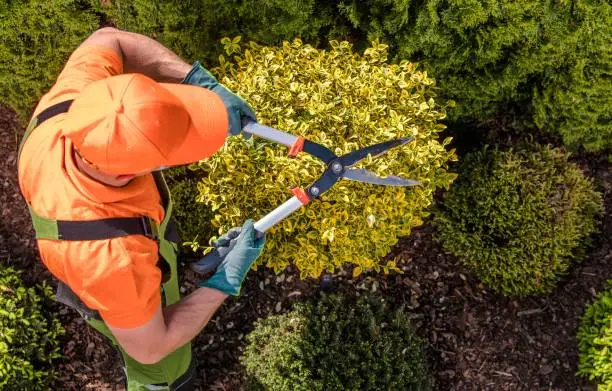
[[191, 121, 309, 275], [191, 196, 305, 274]]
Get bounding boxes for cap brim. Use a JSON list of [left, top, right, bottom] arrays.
[[158, 83, 228, 167]]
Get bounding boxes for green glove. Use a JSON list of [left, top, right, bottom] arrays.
[[182, 61, 256, 136], [199, 220, 265, 296]]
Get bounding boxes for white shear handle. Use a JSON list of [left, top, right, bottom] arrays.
[[191, 195, 306, 275], [243, 121, 299, 148], [254, 195, 304, 233]]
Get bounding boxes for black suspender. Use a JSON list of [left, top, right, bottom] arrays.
[[36, 99, 74, 125]]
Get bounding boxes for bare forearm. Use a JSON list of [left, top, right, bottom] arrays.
[[86, 27, 192, 82], [108, 287, 227, 364], [160, 287, 227, 355]]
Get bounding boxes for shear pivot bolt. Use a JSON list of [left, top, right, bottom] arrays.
[[331, 162, 343, 174], [310, 187, 320, 196]]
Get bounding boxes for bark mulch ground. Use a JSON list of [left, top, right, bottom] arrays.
[[1, 104, 610, 390]]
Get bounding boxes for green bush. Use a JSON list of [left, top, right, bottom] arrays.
[[532, 1, 612, 153], [339, 0, 612, 151], [91, 0, 348, 63], [241, 293, 432, 391], [434, 145, 603, 296], [577, 282, 612, 390], [195, 39, 456, 278], [0, 0, 98, 121], [0, 267, 64, 390]]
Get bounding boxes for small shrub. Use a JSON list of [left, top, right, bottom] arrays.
[[0, 0, 98, 121], [339, 0, 612, 151], [577, 282, 612, 390], [0, 267, 64, 390], [434, 145, 603, 296], [196, 39, 456, 278], [241, 293, 432, 391]]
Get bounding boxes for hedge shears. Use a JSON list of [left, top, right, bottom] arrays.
[[191, 121, 420, 274]]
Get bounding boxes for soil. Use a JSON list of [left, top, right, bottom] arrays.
[[1, 104, 610, 391]]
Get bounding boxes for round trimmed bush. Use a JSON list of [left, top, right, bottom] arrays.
[[434, 145, 603, 296], [577, 282, 612, 389], [0, 267, 64, 390], [196, 39, 457, 278], [241, 293, 432, 391]]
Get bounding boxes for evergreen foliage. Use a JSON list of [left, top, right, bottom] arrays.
[[241, 293, 432, 391], [339, 0, 612, 151], [165, 166, 214, 253], [0, 0, 97, 121], [90, 0, 348, 62], [434, 145, 603, 296]]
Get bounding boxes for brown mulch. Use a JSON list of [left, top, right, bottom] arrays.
[[1, 102, 610, 391], [0, 105, 124, 390], [0, 105, 47, 284]]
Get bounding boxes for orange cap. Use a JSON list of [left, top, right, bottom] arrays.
[[63, 73, 228, 175]]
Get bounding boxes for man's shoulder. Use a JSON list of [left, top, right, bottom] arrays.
[[17, 117, 67, 197]]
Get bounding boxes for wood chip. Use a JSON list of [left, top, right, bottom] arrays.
[[517, 308, 543, 317], [493, 371, 514, 377]]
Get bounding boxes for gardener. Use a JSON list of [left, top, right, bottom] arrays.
[[17, 27, 265, 390]]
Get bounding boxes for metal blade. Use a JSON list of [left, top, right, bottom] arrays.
[[340, 137, 414, 168], [343, 168, 420, 186]]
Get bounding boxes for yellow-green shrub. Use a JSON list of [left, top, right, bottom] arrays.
[[577, 281, 612, 390], [196, 39, 456, 278], [0, 267, 64, 390]]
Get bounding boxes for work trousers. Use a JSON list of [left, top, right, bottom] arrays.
[[56, 281, 195, 391]]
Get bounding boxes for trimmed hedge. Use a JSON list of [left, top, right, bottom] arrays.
[[241, 293, 432, 391], [577, 282, 612, 390], [434, 145, 603, 296], [0, 267, 64, 390], [195, 39, 456, 278], [0, 0, 98, 121]]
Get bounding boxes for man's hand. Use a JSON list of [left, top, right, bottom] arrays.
[[84, 27, 192, 83], [198, 220, 265, 296], [182, 61, 256, 136]]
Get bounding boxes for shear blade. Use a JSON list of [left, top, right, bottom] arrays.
[[341, 137, 414, 168], [343, 168, 420, 186]]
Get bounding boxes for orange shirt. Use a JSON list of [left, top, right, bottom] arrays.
[[19, 45, 165, 328]]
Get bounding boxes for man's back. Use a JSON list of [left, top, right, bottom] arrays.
[[18, 44, 165, 329]]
